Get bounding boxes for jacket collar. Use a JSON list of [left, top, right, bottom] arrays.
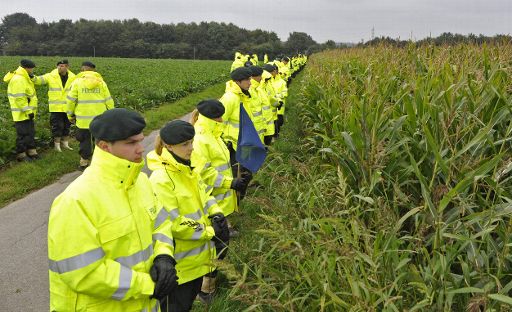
[[195, 114, 224, 137], [87, 147, 144, 189]]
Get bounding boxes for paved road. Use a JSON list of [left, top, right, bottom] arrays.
[[0, 114, 190, 312]]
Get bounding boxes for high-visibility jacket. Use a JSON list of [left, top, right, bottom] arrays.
[[272, 75, 288, 116], [250, 54, 258, 65], [191, 114, 238, 216], [261, 71, 277, 136], [219, 81, 253, 150], [34, 68, 76, 113], [48, 147, 172, 312], [66, 71, 114, 129], [3, 66, 38, 122], [263, 54, 269, 64], [147, 148, 222, 284], [248, 79, 268, 140]]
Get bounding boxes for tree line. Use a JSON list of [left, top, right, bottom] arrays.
[[0, 13, 330, 59], [361, 32, 512, 47]]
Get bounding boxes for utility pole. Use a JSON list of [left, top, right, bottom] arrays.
[[371, 26, 375, 40], [93, 46, 96, 58]]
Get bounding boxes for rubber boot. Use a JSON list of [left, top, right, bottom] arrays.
[[16, 152, 31, 162], [62, 136, 73, 150], [54, 137, 62, 152], [197, 276, 216, 304], [79, 158, 89, 171], [27, 149, 40, 160]]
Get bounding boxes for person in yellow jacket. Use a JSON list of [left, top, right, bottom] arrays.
[[220, 66, 256, 198], [66, 61, 114, 170], [147, 120, 230, 310], [273, 66, 289, 138], [48, 108, 178, 312], [3, 59, 39, 161], [189, 100, 250, 236], [261, 64, 280, 145], [33, 59, 76, 152], [247, 65, 269, 142], [230, 52, 246, 72]]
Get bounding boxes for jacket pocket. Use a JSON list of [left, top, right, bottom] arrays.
[[98, 214, 136, 244]]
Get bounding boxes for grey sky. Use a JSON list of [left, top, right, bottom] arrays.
[[1, 0, 511, 43]]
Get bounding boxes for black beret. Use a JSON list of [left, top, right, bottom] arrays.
[[160, 120, 195, 145], [20, 59, 36, 68], [56, 59, 69, 66], [249, 65, 263, 76], [90, 108, 146, 142], [263, 64, 277, 72], [81, 61, 96, 68], [230, 67, 252, 81], [197, 99, 225, 119]]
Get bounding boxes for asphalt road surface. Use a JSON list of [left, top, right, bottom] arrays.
[[0, 113, 190, 311]]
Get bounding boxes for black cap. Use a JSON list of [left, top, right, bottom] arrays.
[[244, 61, 253, 67], [81, 61, 96, 68], [249, 65, 263, 77], [20, 59, 36, 68], [56, 59, 69, 66], [263, 64, 277, 72], [90, 108, 146, 142], [197, 99, 225, 119], [160, 120, 195, 145], [230, 67, 252, 81]]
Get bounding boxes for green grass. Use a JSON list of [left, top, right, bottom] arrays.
[[0, 57, 230, 163], [0, 82, 226, 208], [190, 72, 307, 312]]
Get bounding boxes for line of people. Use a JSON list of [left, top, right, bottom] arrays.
[[20, 52, 306, 311], [4, 59, 114, 170]]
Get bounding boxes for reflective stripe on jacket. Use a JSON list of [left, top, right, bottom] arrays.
[[249, 78, 269, 140], [34, 68, 76, 113], [191, 114, 238, 216], [3, 67, 38, 121], [219, 80, 253, 150], [147, 148, 223, 284], [48, 147, 170, 312], [66, 71, 114, 129]]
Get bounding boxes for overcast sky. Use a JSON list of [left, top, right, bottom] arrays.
[[1, 0, 511, 43]]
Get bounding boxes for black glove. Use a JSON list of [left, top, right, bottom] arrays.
[[230, 177, 248, 192], [28, 113, 34, 120], [277, 101, 284, 109], [150, 254, 178, 300], [210, 213, 229, 244]]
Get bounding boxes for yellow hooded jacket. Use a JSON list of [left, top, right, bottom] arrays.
[[219, 80, 254, 150], [147, 148, 222, 284], [3, 66, 38, 121], [48, 147, 172, 312], [191, 114, 238, 216], [66, 71, 114, 129], [34, 68, 76, 113]]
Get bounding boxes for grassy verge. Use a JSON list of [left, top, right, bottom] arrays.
[[190, 73, 307, 311], [0, 82, 226, 208]]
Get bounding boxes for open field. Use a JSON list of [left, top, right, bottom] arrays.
[[0, 57, 231, 163]]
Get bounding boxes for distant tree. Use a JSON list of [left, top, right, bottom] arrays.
[[0, 13, 39, 55], [284, 32, 317, 55]]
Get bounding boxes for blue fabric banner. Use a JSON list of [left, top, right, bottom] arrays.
[[236, 104, 267, 173]]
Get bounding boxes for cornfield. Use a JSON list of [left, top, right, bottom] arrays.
[[226, 44, 512, 311]]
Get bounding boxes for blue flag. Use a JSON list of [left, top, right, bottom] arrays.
[[236, 104, 267, 173]]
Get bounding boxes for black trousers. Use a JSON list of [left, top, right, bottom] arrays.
[[50, 112, 71, 138], [76, 128, 93, 160], [264, 135, 273, 146], [160, 276, 203, 312], [14, 119, 36, 154]]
